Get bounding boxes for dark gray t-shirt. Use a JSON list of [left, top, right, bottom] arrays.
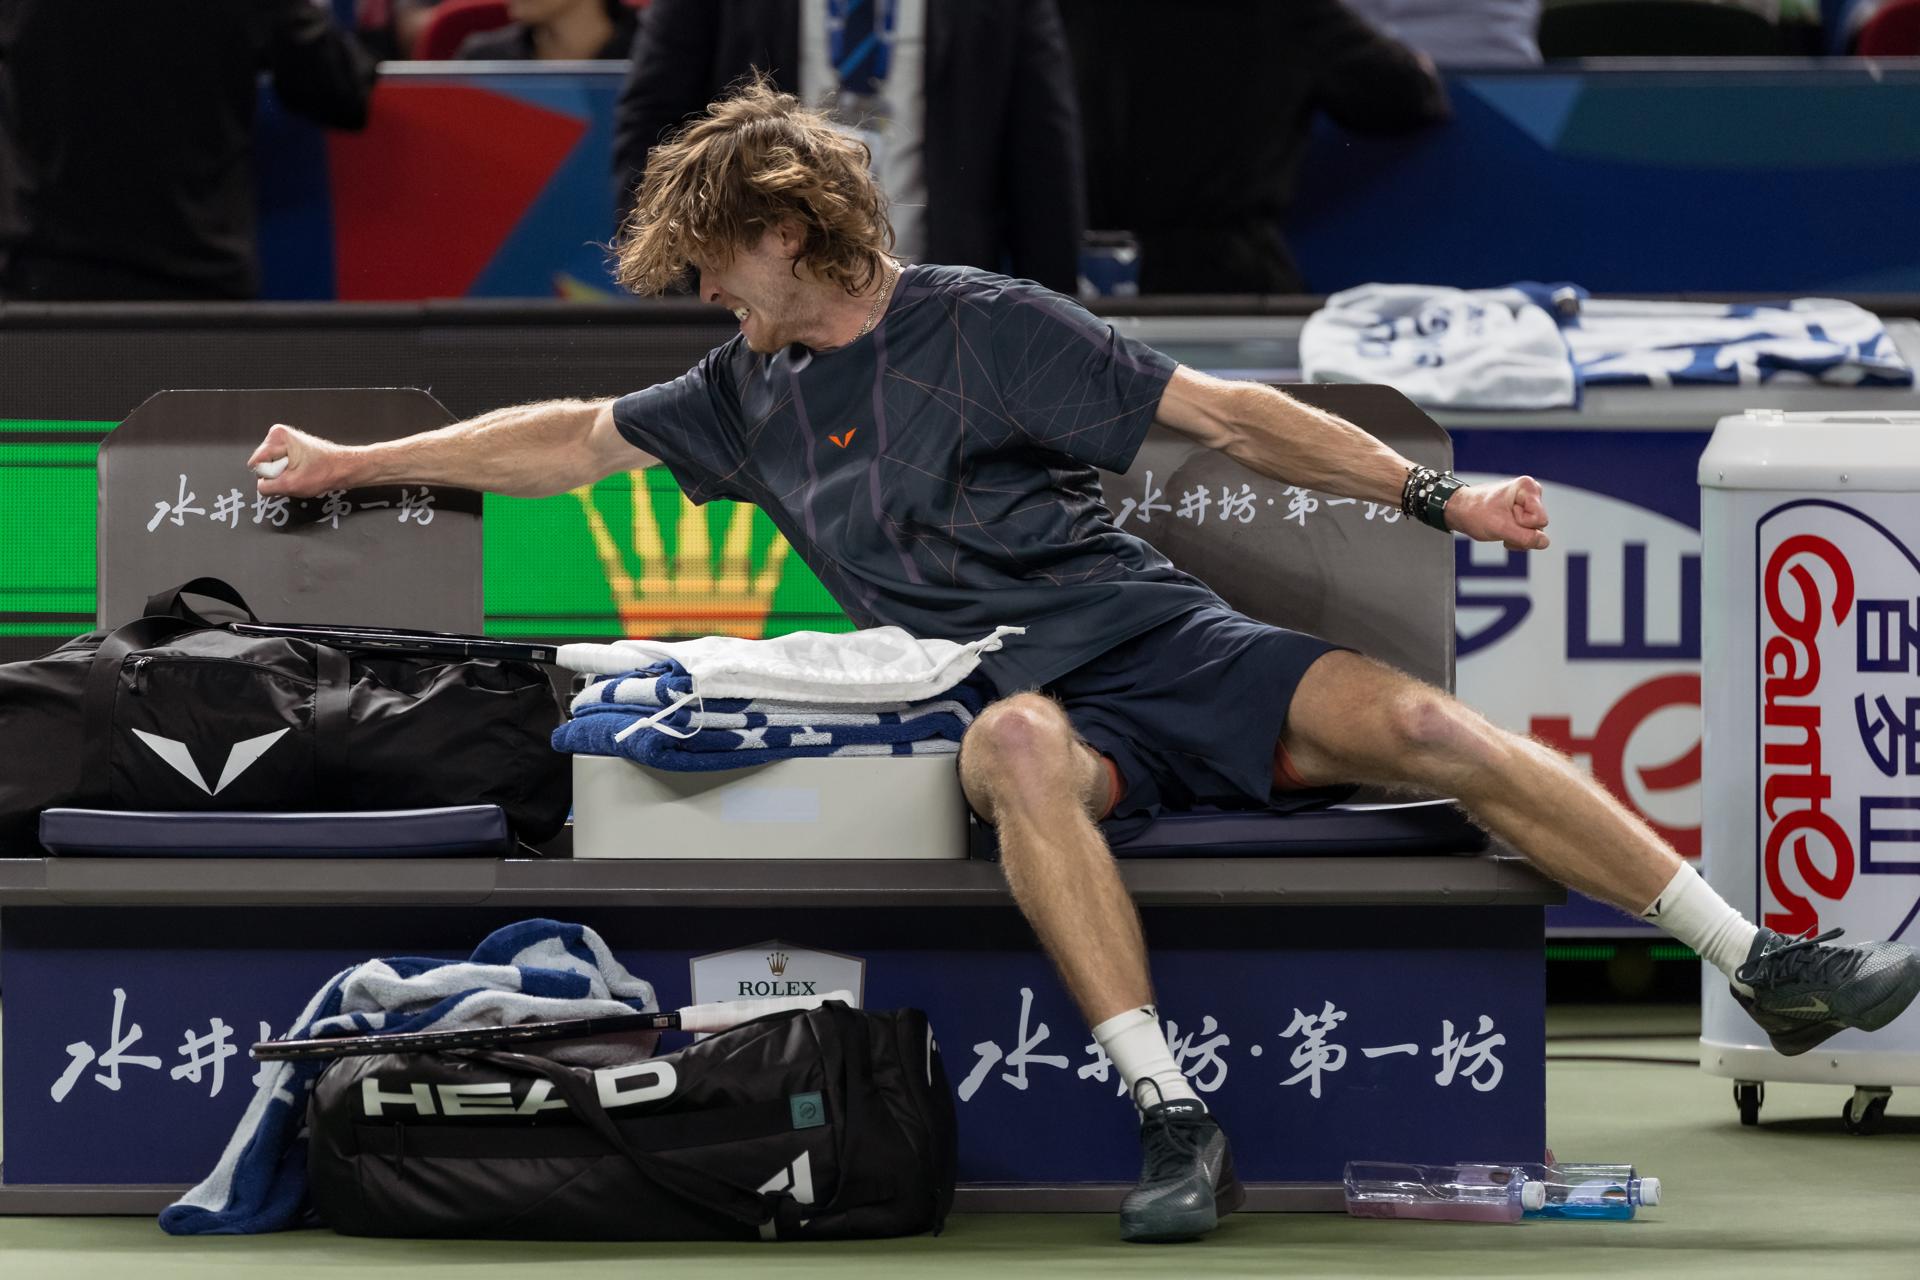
[[612, 264, 1221, 694]]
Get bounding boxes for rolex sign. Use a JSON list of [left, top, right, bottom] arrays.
[[689, 940, 866, 1008]]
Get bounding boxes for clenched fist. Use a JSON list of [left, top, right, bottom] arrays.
[[247, 424, 357, 498], [1444, 475, 1550, 551]]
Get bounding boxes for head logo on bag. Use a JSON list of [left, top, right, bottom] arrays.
[[359, 1061, 679, 1118], [307, 1007, 954, 1241], [131, 728, 290, 795]]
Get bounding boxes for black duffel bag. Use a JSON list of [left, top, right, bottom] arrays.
[[307, 1002, 957, 1241], [0, 578, 568, 847]]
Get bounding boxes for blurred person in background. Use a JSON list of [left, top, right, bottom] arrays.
[[611, 0, 1084, 294], [386, 0, 443, 58], [1343, 0, 1542, 65], [343, 0, 409, 61], [1059, 0, 1448, 295], [0, 0, 374, 302], [456, 0, 639, 60]]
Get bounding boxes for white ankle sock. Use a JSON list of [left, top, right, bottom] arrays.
[[1640, 863, 1760, 994], [1092, 1005, 1202, 1112]]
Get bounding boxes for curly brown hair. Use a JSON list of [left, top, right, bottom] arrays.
[[614, 75, 894, 297]]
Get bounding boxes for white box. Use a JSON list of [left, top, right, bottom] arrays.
[[1698, 409, 1920, 1088], [571, 754, 970, 859]]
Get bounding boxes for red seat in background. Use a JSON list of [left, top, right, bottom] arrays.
[[413, 0, 512, 60], [1856, 0, 1920, 53]]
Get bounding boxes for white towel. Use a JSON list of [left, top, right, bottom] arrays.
[[557, 625, 1024, 704], [1299, 282, 1578, 410]]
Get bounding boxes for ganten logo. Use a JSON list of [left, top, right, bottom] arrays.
[[1756, 500, 1920, 944], [1758, 533, 1855, 935]]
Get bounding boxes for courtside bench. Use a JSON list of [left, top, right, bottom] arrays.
[[0, 387, 1559, 1215]]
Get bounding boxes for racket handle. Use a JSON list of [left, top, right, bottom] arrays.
[[676, 989, 855, 1033]]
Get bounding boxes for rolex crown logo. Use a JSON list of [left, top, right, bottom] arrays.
[[767, 951, 789, 977], [572, 472, 791, 639]]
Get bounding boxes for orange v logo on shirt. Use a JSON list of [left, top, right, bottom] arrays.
[[828, 428, 859, 449]]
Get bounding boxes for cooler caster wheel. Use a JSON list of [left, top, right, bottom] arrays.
[[1735, 1080, 1764, 1126], [1843, 1087, 1891, 1135]]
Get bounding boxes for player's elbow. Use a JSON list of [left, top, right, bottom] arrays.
[[1162, 367, 1254, 453], [1210, 381, 1280, 456]]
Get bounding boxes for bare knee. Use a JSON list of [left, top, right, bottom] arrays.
[[960, 694, 1099, 823], [1288, 652, 1515, 793], [1383, 689, 1506, 788]]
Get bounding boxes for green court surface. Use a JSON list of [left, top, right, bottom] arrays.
[[3, 1005, 1916, 1280]]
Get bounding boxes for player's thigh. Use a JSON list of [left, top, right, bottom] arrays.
[[1280, 649, 1490, 789]]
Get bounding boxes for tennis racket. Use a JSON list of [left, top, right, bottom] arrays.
[[251, 990, 855, 1062]]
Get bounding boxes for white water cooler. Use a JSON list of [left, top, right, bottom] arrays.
[[1699, 409, 1920, 1134]]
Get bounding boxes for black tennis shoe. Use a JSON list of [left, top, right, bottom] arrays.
[[1119, 1084, 1244, 1243], [1732, 927, 1920, 1056]]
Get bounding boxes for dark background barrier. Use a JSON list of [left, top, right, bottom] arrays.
[[0, 301, 732, 421]]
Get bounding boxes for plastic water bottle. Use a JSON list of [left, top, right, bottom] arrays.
[[1459, 1163, 1662, 1220], [1531, 1169, 1660, 1221], [1343, 1161, 1545, 1223], [1543, 1152, 1643, 1185]]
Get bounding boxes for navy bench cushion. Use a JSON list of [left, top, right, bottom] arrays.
[[970, 799, 1486, 860], [38, 806, 515, 857]]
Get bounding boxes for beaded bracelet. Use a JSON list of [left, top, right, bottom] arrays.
[[1401, 465, 1467, 532]]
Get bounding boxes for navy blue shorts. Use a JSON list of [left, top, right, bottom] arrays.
[[1042, 604, 1346, 820]]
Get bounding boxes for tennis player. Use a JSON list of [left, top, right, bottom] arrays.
[[251, 79, 1920, 1243]]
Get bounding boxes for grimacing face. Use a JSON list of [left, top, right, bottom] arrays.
[[694, 228, 816, 354]]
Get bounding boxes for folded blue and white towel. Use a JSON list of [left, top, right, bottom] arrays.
[[1300, 282, 1578, 409], [1568, 295, 1913, 390], [1300, 282, 1914, 409], [553, 660, 985, 771], [160, 919, 658, 1236]]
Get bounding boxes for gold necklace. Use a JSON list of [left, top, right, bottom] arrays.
[[856, 260, 899, 338]]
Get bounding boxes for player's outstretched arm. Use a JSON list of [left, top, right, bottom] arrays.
[[246, 398, 658, 500], [1154, 366, 1549, 550]]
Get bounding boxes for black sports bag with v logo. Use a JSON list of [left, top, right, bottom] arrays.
[[306, 1002, 958, 1241], [0, 578, 568, 848]]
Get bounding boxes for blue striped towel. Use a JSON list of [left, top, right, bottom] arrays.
[[1563, 293, 1914, 390], [160, 919, 658, 1235], [553, 661, 984, 771]]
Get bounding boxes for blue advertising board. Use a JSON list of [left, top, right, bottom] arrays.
[[2, 905, 1543, 1190], [1451, 426, 1710, 935]]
